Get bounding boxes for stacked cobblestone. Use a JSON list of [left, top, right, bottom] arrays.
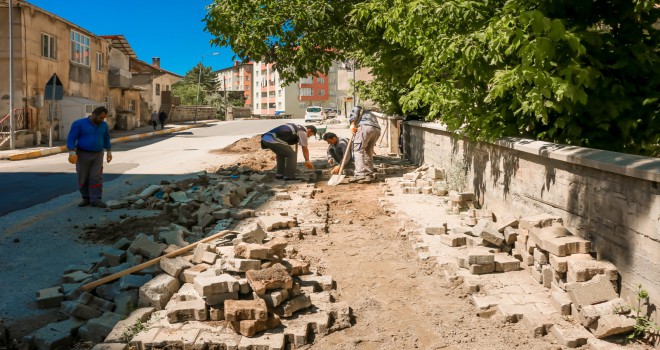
[[384, 166, 642, 347], [28, 168, 351, 350]]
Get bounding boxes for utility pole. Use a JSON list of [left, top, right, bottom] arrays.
[[8, 0, 15, 149], [223, 76, 228, 120]]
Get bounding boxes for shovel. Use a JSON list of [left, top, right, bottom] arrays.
[[328, 107, 363, 186]]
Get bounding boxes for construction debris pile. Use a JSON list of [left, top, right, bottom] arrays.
[[27, 167, 351, 350], [386, 165, 642, 348]]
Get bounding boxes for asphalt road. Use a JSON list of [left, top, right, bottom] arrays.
[[0, 119, 290, 216], [0, 118, 312, 325]]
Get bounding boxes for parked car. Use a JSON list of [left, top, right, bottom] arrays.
[[324, 108, 338, 118], [304, 106, 325, 123]]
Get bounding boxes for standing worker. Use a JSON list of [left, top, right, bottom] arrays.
[[322, 132, 353, 175], [349, 106, 381, 183], [67, 106, 112, 208], [260, 123, 317, 180], [158, 109, 168, 130]]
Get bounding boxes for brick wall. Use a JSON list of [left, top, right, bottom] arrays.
[[403, 121, 660, 314]]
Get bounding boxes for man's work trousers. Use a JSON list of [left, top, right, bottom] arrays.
[[261, 141, 298, 177], [353, 125, 381, 176], [76, 149, 104, 202]]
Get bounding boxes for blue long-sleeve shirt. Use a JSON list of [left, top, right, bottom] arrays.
[[67, 117, 111, 152]]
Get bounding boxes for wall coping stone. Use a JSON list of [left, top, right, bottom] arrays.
[[405, 120, 660, 183]]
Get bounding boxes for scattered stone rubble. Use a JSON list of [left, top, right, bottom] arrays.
[[27, 166, 352, 350], [384, 164, 642, 349]]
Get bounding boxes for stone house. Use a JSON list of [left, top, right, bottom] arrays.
[[129, 57, 181, 126], [0, 0, 110, 146]]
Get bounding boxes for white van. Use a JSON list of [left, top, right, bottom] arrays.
[[304, 106, 325, 123]]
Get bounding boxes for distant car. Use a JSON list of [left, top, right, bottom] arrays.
[[324, 108, 338, 118], [304, 106, 325, 123]]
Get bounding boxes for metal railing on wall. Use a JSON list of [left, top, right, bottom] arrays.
[[0, 109, 28, 148]]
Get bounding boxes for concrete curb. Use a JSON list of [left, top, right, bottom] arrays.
[[4, 123, 207, 161]]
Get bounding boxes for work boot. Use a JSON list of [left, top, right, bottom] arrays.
[[348, 175, 367, 183], [357, 175, 375, 184], [78, 199, 90, 207], [90, 200, 107, 208]]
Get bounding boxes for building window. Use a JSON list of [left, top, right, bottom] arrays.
[[246, 76, 250, 81], [261, 103, 267, 109], [330, 89, 336, 96], [70, 30, 90, 65], [300, 76, 313, 84], [155, 83, 161, 96], [329, 66, 336, 73], [246, 85, 250, 90], [128, 100, 136, 112], [318, 89, 326, 96], [300, 88, 313, 96], [41, 33, 57, 59], [166, 85, 170, 91], [96, 52, 103, 71], [317, 77, 325, 83], [269, 91, 276, 96]]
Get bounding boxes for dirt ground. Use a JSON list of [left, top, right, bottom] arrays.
[[5, 134, 653, 350], [291, 182, 562, 350]]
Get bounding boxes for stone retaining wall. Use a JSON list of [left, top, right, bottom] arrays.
[[170, 106, 219, 122], [402, 121, 660, 317]]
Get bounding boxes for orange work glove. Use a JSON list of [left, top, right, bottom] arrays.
[[68, 152, 78, 164]]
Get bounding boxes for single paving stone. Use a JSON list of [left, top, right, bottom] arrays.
[[519, 214, 563, 230], [565, 275, 618, 308], [181, 263, 210, 283], [439, 233, 467, 247], [469, 262, 495, 275], [82, 312, 123, 343], [225, 299, 268, 321], [235, 242, 274, 260], [32, 323, 73, 350], [494, 254, 521, 272], [278, 294, 312, 317], [549, 253, 592, 273], [529, 224, 591, 257], [231, 313, 282, 337], [36, 286, 64, 309], [589, 314, 636, 339], [159, 257, 193, 278], [467, 247, 495, 265], [128, 234, 167, 259], [151, 328, 201, 348], [550, 325, 593, 348], [578, 298, 630, 327], [258, 215, 297, 231], [159, 230, 187, 247], [247, 264, 294, 295], [550, 290, 572, 316], [298, 274, 334, 292], [101, 249, 126, 267], [281, 259, 310, 276], [61, 270, 92, 284], [138, 274, 180, 310], [194, 274, 240, 297], [567, 259, 618, 282], [119, 274, 152, 290], [165, 298, 207, 323], [61, 301, 103, 320]]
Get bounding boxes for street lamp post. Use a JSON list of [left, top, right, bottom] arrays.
[[194, 52, 219, 124], [8, 0, 15, 149]]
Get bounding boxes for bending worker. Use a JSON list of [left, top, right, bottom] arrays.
[[349, 106, 381, 183], [322, 132, 354, 175], [66, 106, 112, 208], [260, 123, 317, 180]]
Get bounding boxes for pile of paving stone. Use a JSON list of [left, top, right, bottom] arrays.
[[27, 168, 351, 350], [385, 165, 641, 347]]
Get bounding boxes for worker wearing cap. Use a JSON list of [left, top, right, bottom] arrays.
[[349, 106, 380, 183], [66, 106, 112, 208], [322, 132, 353, 175], [260, 123, 316, 180]]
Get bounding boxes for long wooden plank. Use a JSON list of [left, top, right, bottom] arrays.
[[80, 230, 232, 292]]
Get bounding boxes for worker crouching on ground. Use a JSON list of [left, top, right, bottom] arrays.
[[349, 107, 381, 183], [260, 123, 316, 180], [66, 106, 112, 208], [322, 132, 354, 175]]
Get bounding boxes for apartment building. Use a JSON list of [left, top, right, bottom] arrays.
[[250, 61, 343, 119], [215, 61, 253, 108]]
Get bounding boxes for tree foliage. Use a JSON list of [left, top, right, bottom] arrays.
[[204, 0, 660, 155]]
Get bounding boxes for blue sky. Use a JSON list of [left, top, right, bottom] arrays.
[[27, 0, 236, 76]]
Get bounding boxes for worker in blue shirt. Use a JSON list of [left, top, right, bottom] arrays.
[[66, 106, 112, 208]]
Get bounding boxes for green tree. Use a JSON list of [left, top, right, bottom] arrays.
[[181, 64, 218, 90], [204, 0, 660, 155], [171, 83, 200, 105]]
